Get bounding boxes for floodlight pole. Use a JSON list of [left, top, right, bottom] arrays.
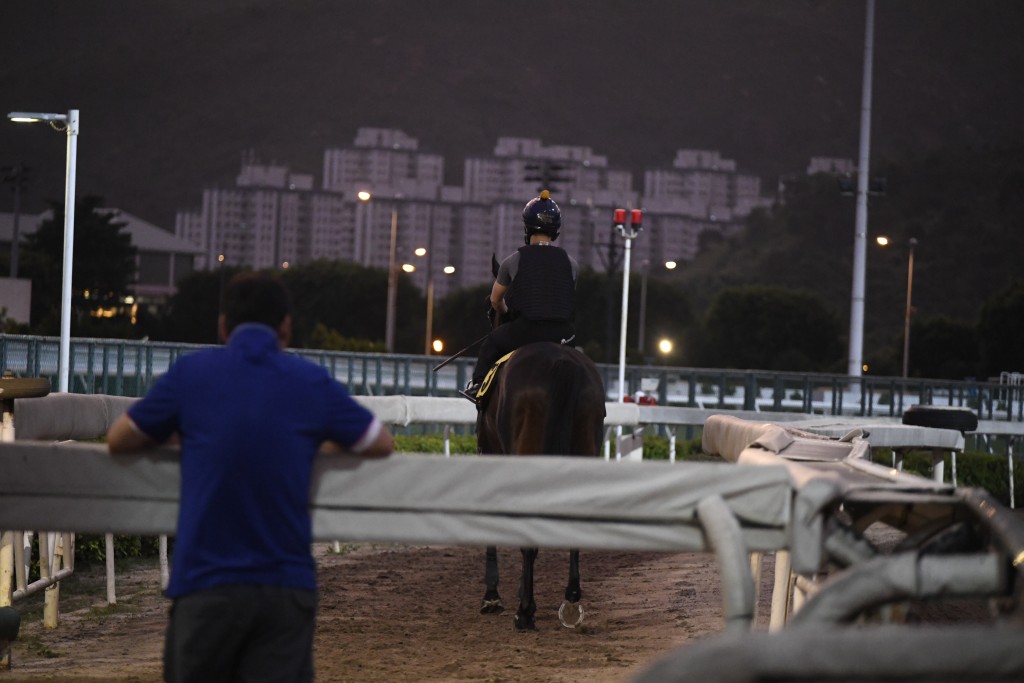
[[614, 209, 643, 402], [847, 0, 875, 378]]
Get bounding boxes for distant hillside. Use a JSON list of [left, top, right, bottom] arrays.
[[674, 143, 1024, 371], [2, 0, 1023, 229]]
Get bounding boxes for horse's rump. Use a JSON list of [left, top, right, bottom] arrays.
[[489, 342, 605, 457]]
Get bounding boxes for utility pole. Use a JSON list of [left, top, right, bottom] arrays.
[[1, 163, 30, 278]]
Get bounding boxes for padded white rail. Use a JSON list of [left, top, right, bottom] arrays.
[[0, 442, 802, 555]]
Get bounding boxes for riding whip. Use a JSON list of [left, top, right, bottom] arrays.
[[432, 333, 489, 372]]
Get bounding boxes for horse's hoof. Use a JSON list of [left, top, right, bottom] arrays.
[[480, 599, 505, 615], [513, 613, 537, 631], [558, 601, 584, 629]]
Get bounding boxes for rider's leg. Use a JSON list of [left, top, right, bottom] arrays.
[[466, 325, 518, 398]]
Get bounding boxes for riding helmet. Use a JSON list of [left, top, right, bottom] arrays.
[[522, 190, 561, 243]]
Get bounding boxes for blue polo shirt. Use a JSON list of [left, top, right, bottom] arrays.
[[126, 324, 381, 598]]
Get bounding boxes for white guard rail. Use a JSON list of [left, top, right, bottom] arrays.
[[0, 392, 828, 638]]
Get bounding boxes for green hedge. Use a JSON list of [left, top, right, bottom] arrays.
[[870, 448, 1022, 508], [392, 434, 711, 461]]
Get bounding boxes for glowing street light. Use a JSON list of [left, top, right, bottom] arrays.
[[658, 338, 674, 355], [8, 110, 79, 392]]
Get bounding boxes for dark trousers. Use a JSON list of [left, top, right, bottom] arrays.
[[472, 318, 575, 383], [164, 584, 316, 683]]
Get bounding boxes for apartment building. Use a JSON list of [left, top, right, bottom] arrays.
[[174, 128, 773, 298]]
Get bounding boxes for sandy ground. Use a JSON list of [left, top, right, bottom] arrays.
[[5, 543, 782, 683]]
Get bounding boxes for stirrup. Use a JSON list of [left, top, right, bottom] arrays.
[[460, 382, 482, 403]]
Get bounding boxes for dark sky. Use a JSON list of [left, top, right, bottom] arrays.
[[2, 0, 1023, 227]]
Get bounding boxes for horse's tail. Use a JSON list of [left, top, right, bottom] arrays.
[[542, 353, 604, 457]]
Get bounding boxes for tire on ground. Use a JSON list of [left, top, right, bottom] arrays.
[[902, 405, 978, 432]]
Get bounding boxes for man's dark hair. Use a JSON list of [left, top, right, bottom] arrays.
[[221, 271, 292, 334]]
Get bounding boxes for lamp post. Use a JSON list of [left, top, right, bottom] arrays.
[[385, 208, 398, 353], [614, 208, 643, 402], [423, 263, 455, 356], [217, 253, 226, 337], [358, 191, 399, 353], [1, 162, 29, 278], [637, 259, 678, 359], [8, 110, 79, 392], [637, 260, 649, 356], [876, 236, 918, 378], [901, 238, 918, 378], [409, 247, 454, 356]]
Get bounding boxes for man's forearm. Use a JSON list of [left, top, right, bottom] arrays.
[[106, 414, 157, 453]]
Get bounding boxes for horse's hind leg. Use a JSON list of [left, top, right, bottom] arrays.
[[514, 547, 539, 631], [558, 549, 585, 628], [480, 546, 504, 614], [565, 549, 582, 603]]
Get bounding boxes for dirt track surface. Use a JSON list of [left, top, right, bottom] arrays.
[[7, 543, 770, 682], [9, 520, 1001, 683]]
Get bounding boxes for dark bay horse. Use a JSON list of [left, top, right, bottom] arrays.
[[475, 338, 606, 630]]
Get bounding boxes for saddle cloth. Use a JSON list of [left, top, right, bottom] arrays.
[[475, 351, 515, 400]]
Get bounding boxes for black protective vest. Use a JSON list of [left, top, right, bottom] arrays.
[[504, 245, 574, 321]]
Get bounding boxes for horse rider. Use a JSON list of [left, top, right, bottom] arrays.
[[462, 189, 579, 403]]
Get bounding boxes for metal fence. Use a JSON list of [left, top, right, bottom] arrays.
[[2, 333, 1022, 423]]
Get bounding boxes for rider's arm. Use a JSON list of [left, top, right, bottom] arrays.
[[492, 252, 517, 314], [490, 281, 509, 314]]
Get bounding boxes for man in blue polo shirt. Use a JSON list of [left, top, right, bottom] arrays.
[[107, 271, 393, 683]]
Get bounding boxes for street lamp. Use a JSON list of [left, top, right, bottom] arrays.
[[412, 247, 454, 355], [8, 110, 79, 392], [877, 236, 918, 377], [358, 192, 399, 352], [637, 259, 678, 358], [638, 260, 649, 356], [901, 238, 918, 378]]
